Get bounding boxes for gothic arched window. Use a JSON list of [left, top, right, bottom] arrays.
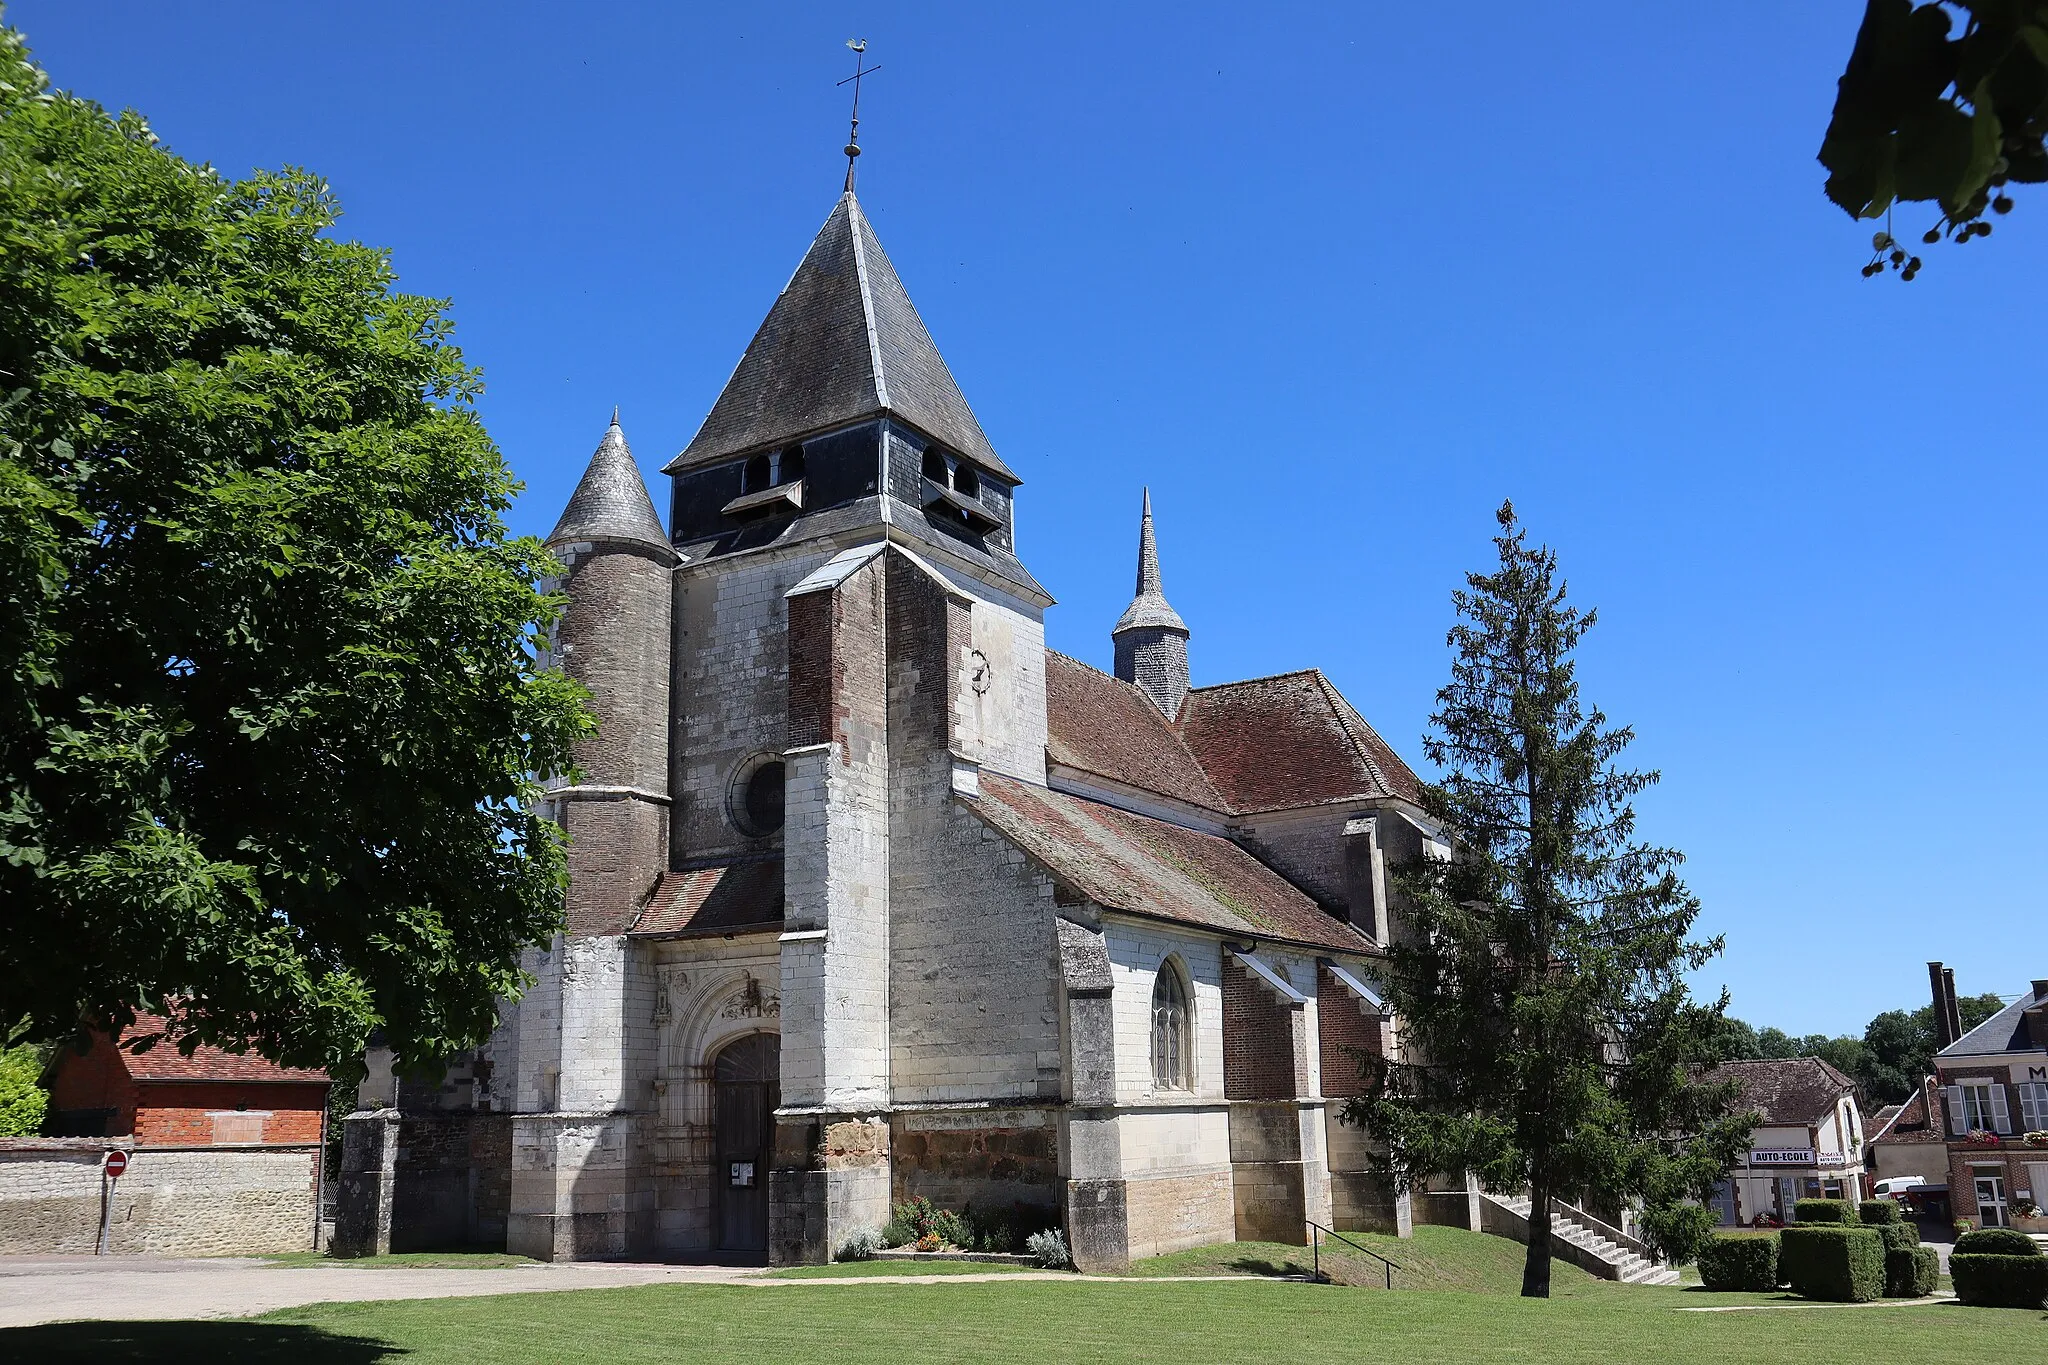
[[1151, 961, 1192, 1090]]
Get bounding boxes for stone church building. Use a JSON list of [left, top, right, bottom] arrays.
[[339, 189, 1440, 1271]]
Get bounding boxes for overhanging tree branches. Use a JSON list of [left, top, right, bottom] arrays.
[[0, 22, 592, 1073], [1820, 1, 2048, 278]]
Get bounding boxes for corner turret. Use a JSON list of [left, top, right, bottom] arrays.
[[544, 412, 675, 936]]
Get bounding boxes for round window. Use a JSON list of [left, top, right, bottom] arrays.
[[730, 757, 785, 837]]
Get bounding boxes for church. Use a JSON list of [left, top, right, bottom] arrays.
[[337, 183, 1442, 1272]]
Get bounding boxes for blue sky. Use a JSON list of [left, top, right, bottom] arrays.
[[18, 2, 2043, 1036]]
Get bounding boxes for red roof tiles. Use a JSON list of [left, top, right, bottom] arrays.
[[632, 859, 785, 937], [113, 1015, 329, 1084], [1175, 671, 1421, 812], [1708, 1057, 1857, 1126], [1868, 1084, 1941, 1145], [1045, 652, 1225, 811], [966, 772, 1376, 955]]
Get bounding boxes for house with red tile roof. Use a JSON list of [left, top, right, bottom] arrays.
[[1704, 1057, 1864, 1225], [340, 187, 1442, 1273], [44, 1013, 330, 1147]]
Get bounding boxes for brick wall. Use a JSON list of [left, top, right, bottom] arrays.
[[133, 1082, 329, 1146], [1316, 967, 1381, 1100], [1223, 958, 1304, 1100], [45, 1036, 135, 1134], [555, 543, 672, 794]]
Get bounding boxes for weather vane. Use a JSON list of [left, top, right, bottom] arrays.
[[838, 39, 881, 193]]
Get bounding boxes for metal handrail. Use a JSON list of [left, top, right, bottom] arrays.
[[1307, 1220, 1403, 1290]]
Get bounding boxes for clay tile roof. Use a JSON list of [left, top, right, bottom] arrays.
[[965, 771, 1376, 955], [1045, 652, 1225, 812], [667, 194, 1012, 480], [1707, 1057, 1857, 1126], [631, 859, 785, 938], [114, 1015, 329, 1084], [1176, 671, 1421, 812], [1869, 1086, 1942, 1145]]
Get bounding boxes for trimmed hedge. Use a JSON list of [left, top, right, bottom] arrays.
[[1793, 1198, 1858, 1225], [1953, 1228, 2042, 1257], [1780, 1225, 1885, 1302], [1950, 1254, 2048, 1309], [1696, 1234, 1779, 1292], [1884, 1244, 1939, 1298], [1877, 1220, 1920, 1253], [1856, 1199, 1900, 1226]]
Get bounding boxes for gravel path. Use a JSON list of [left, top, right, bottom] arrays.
[[0, 1256, 758, 1328]]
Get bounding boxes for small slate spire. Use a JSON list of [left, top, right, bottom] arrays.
[[1112, 488, 1191, 717], [548, 413, 671, 556], [1115, 489, 1187, 635]]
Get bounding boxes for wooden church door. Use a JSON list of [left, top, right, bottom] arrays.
[[714, 1033, 779, 1253]]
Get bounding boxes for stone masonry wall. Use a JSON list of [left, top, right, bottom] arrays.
[[885, 552, 1060, 1106], [0, 1140, 317, 1255], [672, 544, 834, 864]]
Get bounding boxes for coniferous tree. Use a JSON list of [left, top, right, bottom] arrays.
[[1345, 502, 1749, 1298]]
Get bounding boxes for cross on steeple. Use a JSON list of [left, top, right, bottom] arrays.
[[838, 40, 882, 193]]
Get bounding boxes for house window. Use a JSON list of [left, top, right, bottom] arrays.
[[1150, 961, 1192, 1091], [2019, 1081, 2048, 1132], [1948, 1082, 2014, 1135]]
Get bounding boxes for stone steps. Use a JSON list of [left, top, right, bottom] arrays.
[[1492, 1194, 1681, 1286]]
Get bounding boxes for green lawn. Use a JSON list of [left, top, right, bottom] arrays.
[[761, 1259, 1038, 1278], [1118, 1225, 1605, 1293], [260, 1251, 538, 1271], [5, 1278, 2041, 1364]]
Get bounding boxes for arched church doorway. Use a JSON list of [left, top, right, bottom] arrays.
[[713, 1032, 779, 1253]]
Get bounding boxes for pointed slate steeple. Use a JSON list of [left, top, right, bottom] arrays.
[[550, 412, 671, 555], [666, 193, 1012, 480], [1113, 489, 1191, 718]]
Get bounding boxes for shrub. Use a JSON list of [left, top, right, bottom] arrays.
[[879, 1220, 912, 1249], [836, 1227, 884, 1262], [1949, 1255, 2048, 1309], [1953, 1228, 2043, 1257], [1856, 1199, 1900, 1226], [1779, 1226, 1885, 1302], [1793, 1199, 1858, 1225], [1696, 1234, 1778, 1292], [1877, 1220, 1919, 1253], [1026, 1228, 1072, 1270], [1883, 1244, 1939, 1298], [891, 1195, 968, 1250], [959, 1202, 1060, 1255]]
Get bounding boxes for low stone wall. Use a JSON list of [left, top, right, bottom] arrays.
[[0, 1137, 318, 1256]]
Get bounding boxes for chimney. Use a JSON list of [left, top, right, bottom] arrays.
[[1943, 967, 1964, 1045], [2033, 979, 2048, 1003], [1929, 962, 1955, 1048]]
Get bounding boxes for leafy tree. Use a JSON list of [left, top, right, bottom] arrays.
[[0, 24, 590, 1073], [0, 1029, 46, 1137], [1713, 992, 2010, 1103], [1820, 1, 2048, 279], [1345, 503, 1750, 1298]]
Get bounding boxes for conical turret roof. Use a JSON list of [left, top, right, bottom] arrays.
[[549, 412, 671, 553], [1113, 489, 1187, 635], [666, 193, 1013, 480]]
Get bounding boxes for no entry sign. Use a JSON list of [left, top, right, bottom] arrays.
[[104, 1150, 128, 1178]]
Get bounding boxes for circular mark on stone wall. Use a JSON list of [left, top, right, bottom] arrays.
[[727, 753, 786, 837]]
